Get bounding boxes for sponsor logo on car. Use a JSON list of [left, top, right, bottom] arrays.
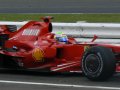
[[32, 48, 44, 62]]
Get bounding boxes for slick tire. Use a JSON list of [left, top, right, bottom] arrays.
[[82, 46, 116, 81]]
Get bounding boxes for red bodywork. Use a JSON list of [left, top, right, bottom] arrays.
[[0, 25, 17, 37], [0, 17, 120, 73]]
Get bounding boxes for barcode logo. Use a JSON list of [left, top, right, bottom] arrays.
[[22, 29, 40, 36]]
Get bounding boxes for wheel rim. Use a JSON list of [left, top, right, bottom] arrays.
[[84, 54, 102, 74]]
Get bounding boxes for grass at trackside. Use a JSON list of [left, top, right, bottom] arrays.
[[0, 14, 120, 22]]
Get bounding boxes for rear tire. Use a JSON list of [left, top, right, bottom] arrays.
[[82, 46, 116, 81]]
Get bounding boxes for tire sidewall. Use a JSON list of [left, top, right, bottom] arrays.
[[82, 46, 116, 81], [82, 51, 104, 78]]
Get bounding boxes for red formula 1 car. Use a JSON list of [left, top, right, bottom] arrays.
[[0, 16, 119, 81]]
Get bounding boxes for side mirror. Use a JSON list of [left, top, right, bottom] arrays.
[[91, 35, 98, 42]]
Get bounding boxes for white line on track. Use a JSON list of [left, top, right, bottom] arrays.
[[0, 80, 119, 90]]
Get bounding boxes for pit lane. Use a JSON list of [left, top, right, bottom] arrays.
[[0, 70, 120, 90]]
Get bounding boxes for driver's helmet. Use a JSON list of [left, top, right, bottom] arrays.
[[54, 32, 68, 42]]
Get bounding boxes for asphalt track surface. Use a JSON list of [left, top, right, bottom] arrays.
[[0, 0, 120, 13], [0, 70, 120, 90]]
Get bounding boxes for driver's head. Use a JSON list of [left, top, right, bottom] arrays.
[[55, 32, 68, 42]]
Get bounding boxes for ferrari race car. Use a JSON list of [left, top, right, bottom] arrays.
[[0, 16, 119, 81]]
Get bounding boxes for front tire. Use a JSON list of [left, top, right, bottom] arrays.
[[82, 46, 116, 81]]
